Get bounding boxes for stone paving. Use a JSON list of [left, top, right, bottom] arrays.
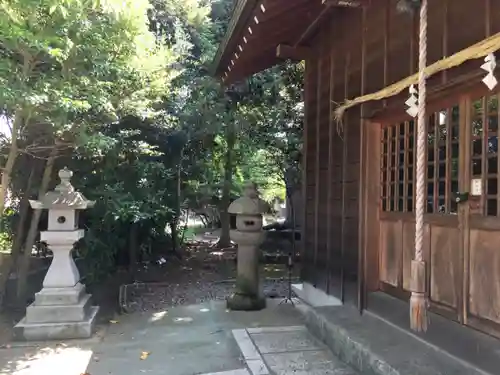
[[0, 299, 357, 375], [232, 325, 358, 375]]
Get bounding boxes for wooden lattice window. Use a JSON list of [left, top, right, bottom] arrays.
[[426, 106, 460, 214], [381, 105, 460, 214], [471, 95, 499, 216], [381, 121, 415, 212]]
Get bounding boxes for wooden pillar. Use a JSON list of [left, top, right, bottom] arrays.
[[358, 6, 368, 311], [313, 56, 322, 286], [301, 62, 310, 281], [327, 18, 336, 295], [340, 51, 350, 303]]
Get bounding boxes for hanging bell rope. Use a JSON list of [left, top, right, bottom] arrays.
[[410, 0, 429, 333]]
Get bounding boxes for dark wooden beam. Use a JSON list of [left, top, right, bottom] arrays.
[[295, 6, 332, 46], [322, 0, 370, 7], [276, 44, 311, 60]]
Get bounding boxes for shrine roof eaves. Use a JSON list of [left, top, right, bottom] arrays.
[[211, 0, 258, 79]]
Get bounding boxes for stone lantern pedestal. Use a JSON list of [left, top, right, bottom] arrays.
[[227, 183, 268, 311], [14, 168, 99, 341]]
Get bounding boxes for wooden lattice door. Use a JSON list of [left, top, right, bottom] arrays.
[[378, 101, 465, 323], [378, 89, 500, 337], [461, 93, 500, 337]]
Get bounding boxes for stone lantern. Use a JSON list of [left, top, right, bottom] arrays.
[[227, 182, 268, 311], [15, 167, 99, 340]]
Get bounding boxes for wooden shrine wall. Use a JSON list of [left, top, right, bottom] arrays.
[[302, 0, 500, 302]]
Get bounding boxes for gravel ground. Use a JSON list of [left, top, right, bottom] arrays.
[[122, 277, 299, 313], [121, 240, 300, 313]]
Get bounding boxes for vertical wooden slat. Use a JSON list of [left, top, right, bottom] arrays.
[[445, 109, 452, 213], [383, 0, 389, 107], [481, 97, 487, 214], [387, 126, 393, 210], [413, 121, 417, 209], [423, 115, 429, 213], [460, 97, 472, 325], [326, 36, 336, 295], [410, 12, 416, 74], [442, 0, 448, 83], [483, 0, 492, 215], [395, 124, 401, 211], [433, 115, 439, 212], [313, 57, 322, 285], [301, 62, 310, 281], [403, 122, 410, 212], [358, 6, 368, 311], [410, 9, 417, 210], [486, 0, 491, 37], [340, 52, 350, 303]]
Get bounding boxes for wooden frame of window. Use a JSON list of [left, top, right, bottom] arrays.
[[470, 94, 500, 216]]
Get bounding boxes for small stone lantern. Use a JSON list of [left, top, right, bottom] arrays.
[[15, 168, 99, 340], [227, 182, 268, 311]]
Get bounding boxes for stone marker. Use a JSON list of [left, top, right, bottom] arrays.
[[227, 182, 268, 311], [14, 167, 99, 340]]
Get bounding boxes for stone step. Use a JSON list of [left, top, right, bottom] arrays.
[[26, 294, 92, 324], [14, 305, 99, 341], [297, 303, 491, 375], [34, 283, 86, 306], [367, 292, 500, 375]]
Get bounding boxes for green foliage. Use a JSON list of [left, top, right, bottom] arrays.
[[0, 208, 15, 253], [1, 0, 304, 285]]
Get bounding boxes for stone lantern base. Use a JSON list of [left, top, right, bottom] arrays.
[[14, 283, 99, 341], [227, 292, 266, 311]]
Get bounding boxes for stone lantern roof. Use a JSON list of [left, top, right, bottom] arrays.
[[228, 182, 268, 215], [29, 167, 95, 210]]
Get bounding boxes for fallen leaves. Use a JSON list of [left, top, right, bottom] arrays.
[[140, 351, 151, 360]]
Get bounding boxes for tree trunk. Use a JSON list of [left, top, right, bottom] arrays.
[[0, 164, 36, 308], [0, 114, 21, 223], [128, 222, 138, 276], [16, 152, 56, 303], [179, 209, 190, 246], [219, 123, 235, 248], [171, 148, 184, 254]]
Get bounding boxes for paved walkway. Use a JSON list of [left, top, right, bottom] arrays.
[[0, 299, 357, 375], [232, 325, 357, 375]]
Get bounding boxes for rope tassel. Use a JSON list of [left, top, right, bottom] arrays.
[[410, 260, 428, 332]]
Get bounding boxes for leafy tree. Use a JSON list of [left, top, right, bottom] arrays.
[[0, 0, 175, 301], [0, 0, 306, 306]]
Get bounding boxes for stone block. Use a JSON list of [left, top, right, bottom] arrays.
[[14, 306, 99, 341], [34, 283, 85, 306], [26, 294, 92, 323]]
